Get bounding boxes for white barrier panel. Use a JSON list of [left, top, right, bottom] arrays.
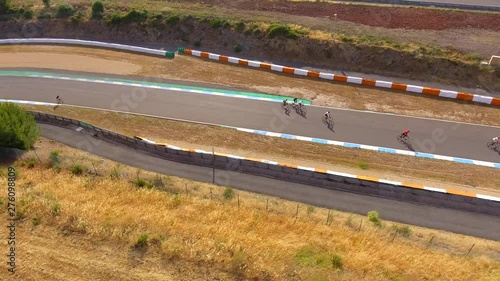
[[0, 38, 167, 56]]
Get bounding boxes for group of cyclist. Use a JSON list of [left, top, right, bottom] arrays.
[[282, 98, 499, 146], [283, 98, 304, 108]]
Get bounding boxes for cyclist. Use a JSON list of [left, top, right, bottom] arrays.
[[400, 130, 410, 138], [298, 100, 304, 107], [56, 95, 62, 104], [283, 99, 288, 106], [493, 136, 500, 144], [324, 111, 331, 119]]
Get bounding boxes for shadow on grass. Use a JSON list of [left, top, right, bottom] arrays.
[[0, 147, 26, 166]]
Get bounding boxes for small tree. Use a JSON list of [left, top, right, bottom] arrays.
[[42, 0, 51, 8], [56, 3, 75, 18], [0, 103, 40, 150], [0, 0, 12, 14], [91, 0, 104, 19]]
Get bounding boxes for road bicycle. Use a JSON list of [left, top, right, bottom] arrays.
[[281, 102, 291, 115], [322, 115, 334, 129], [487, 140, 499, 151], [397, 134, 409, 143], [292, 103, 307, 117]]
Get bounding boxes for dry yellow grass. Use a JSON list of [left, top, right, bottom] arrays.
[[1, 139, 499, 281], [1, 45, 499, 127], [23, 104, 500, 196]]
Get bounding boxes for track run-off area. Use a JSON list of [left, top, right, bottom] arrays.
[[0, 69, 499, 165]]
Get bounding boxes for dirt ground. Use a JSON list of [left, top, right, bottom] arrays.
[[0, 53, 141, 75], [179, 0, 500, 31]]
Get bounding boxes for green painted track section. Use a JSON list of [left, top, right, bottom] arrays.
[[0, 70, 311, 104]]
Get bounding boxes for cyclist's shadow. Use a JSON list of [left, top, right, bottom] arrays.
[[397, 138, 415, 151]]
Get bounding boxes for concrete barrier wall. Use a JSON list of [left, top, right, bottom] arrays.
[[0, 38, 173, 57], [29, 111, 500, 217], [178, 48, 500, 107]]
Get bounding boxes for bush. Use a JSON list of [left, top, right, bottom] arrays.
[[331, 254, 343, 269], [165, 14, 180, 25], [109, 9, 148, 25], [307, 205, 315, 215], [223, 187, 235, 200], [38, 12, 52, 19], [0, 0, 12, 14], [233, 44, 242, 53], [22, 9, 33, 19], [209, 17, 230, 28], [27, 157, 36, 168], [135, 177, 146, 187], [56, 3, 75, 18], [32, 216, 41, 226], [91, 0, 103, 19], [398, 225, 412, 237], [136, 234, 148, 247], [0, 103, 40, 150], [267, 23, 300, 39], [367, 211, 382, 227], [234, 20, 245, 31], [53, 163, 62, 173], [42, 0, 50, 8], [70, 10, 85, 23], [49, 150, 60, 164], [193, 40, 201, 48], [70, 165, 83, 175], [359, 163, 369, 170]]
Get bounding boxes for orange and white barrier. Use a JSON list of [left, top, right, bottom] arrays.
[[178, 48, 500, 106]]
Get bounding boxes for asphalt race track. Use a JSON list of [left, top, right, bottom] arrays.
[[39, 123, 500, 240], [407, 0, 500, 7], [1, 72, 499, 162]]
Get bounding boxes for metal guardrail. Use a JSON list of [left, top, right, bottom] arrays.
[[342, 0, 500, 11]]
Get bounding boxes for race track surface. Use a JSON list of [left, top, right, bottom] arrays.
[[40, 123, 500, 240], [408, 0, 500, 7], [1, 72, 499, 162]]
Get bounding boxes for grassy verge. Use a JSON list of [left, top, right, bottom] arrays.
[[22, 104, 500, 194], [0, 139, 499, 280], [2, 45, 499, 128]]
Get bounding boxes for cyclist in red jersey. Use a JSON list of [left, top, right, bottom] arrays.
[[399, 130, 410, 139]]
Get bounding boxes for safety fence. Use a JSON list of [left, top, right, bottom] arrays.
[[29, 111, 500, 217]]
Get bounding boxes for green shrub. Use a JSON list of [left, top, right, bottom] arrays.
[[70, 165, 83, 175], [267, 23, 300, 39], [135, 177, 146, 187], [56, 3, 75, 18], [368, 211, 382, 227], [0, 103, 40, 150], [234, 20, 245, 31], [398, 225, 411, 237], [331, 254, 343, 269], [49, 150, 60, 164], [0, 0, 12, 14], [223, 187, 235, 200], [70, 10, 84, 23], [38, 12, 52, 19], [22, 9, 33, 19], [209, 17, 230, 28], [32, 216, 41, 226], [27, 157, 36, 168], [91, 0, 103, 19], [165, 14, 180, 25], [136, 234, 148, 247], [233, 44, 242, 53], [53, 163, 62, 172], [42, 0, 50, 8], [51, 202, 61, 215], [109, 9, 148, 25], [359, 163, 369, 170]]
